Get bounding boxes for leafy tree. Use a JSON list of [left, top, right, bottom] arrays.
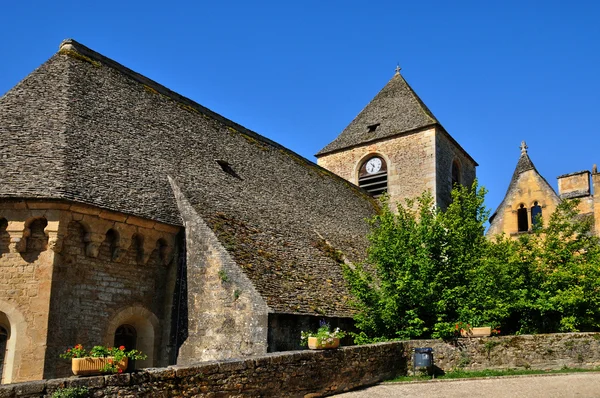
[[344, 184, 600, 343]]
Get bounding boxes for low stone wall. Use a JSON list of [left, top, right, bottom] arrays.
[[403, 332, 600, 373], [2, 333, 599, 397], [0, 342, 406, 398]]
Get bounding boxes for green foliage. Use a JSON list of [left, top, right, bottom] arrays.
[[59, 344, 147, 374], [344, 182, 600, 343], [51, 387, 89, 398]]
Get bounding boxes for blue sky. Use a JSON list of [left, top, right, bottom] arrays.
[[1, 1, 599, 216]]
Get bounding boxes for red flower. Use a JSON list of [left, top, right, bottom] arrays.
[[108, 358, 113, 364], [67, 349, 71, 352], [118, 368, 123, 373], [119, 345, 125, 351]]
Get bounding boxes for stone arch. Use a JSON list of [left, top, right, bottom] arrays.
[[353, 152, 392, 184], [451, 158, 462, 187], [0, 218, 8, 255], [100, 228, 120, 262], [64, 221, 89, 255], [355, 152, 389, 198], [517, 203, 529, 232], [128, 234, 144, 264], [21, 217, 48, 262], [104, 305, 159, 369], [0, 300, 27, 384]]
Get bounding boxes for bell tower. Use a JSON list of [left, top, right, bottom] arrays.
[[316, 68, 477, 209]]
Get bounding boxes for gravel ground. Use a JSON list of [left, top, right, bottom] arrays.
[[334, 372, 600, 398]]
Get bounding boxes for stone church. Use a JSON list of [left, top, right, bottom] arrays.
[[0, 39, 475, 383], [487, 142, 600, 237]]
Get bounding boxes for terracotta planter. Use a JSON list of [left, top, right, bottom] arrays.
[[71, 357, 128, 376], [307, 336, 340, 350], [460, 326, 492, 338]]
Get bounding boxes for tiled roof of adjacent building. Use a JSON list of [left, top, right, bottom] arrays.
[[316, 70, 439, 156], [0, 39, 379, 317]]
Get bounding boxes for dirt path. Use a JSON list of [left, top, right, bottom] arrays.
[[334, 372, 600, 398]]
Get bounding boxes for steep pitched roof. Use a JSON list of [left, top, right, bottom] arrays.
[[316, 71, 439, 156], [0, 39, 378, 317], [489, 142, 559, 225]]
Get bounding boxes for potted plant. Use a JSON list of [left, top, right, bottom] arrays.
[[456, 322, 492, 338], [60, 344, 147, 375], [301, 321, 346, 350]]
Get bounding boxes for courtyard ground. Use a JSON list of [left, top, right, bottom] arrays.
[[334, 372, 600, 398]]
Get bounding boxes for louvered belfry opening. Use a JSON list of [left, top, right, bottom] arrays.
[[358, 156, 388, 197]]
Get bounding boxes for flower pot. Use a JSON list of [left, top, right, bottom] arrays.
[[71, 357, 128, 376], [460, 326, 492, 338], [307, 336, 340, 350]]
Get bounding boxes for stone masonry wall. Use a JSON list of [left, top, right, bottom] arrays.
[[170, 180, 269, 364], [0, 200, 180, 382], [2, 333, 600, 397], [317, 127, 436, 209], [435, 128, 477, 209], [487, 169, 560, 237], [0, 205, 55, 383]]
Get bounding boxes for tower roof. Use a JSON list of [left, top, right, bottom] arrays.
[[316, 71, 439, 156]]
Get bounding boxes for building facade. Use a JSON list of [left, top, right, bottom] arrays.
[[0, 40, 477, 383], [316, 68, 477, 210], [487, 142, 600, 237]]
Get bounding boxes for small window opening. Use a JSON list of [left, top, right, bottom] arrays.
[[531, 201, 542, 228], [216, 159, 241, 180], [517, 204, 529, 232], [114, 324, 137, 372], [367, 123, 380, 133], [451, 160, 461, 187]]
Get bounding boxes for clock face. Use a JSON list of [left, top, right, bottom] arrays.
[[365, 157, 382, 174]]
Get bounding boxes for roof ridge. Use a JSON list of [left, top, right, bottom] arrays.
[[398, 73, 438, 125], [57, 39, 289, 154]]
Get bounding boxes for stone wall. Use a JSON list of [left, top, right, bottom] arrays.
[[435, 127, 477, 209], [403, 333, 600, 373], [170, 180, 270, 364], [2, 333, 600, 397], [0, 200, 180, 382], [0, 342, 405, 398]]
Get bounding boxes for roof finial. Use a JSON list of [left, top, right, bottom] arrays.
[[520, 141, 528, 154], [395, 64, 401, 75], [593, 164, 598, 174]]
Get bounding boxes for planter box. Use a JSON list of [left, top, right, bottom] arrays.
[[72, 357, 128, 376], [307, 337, 340, 350], [461, 327, 492, 338]]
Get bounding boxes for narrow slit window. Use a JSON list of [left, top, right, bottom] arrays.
[[517, 204, 529, 232], [358, 156, 387, 198]]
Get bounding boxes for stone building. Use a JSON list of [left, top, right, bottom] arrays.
[[0, 40, 475, 383], [487, 142, 600, 237], [316, 67, 477, 209]]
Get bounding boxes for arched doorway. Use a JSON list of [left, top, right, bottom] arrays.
[[114, 324, 137, 372], [0, 325, 8, 384]]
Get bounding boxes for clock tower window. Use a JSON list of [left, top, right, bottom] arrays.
[[358, 156, 388, 197]]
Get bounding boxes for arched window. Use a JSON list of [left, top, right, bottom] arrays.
[[451, 159, 461, 187], [358, 156, 387, 197], [114, 324, 137, 372], [517, 204, 529, 232], [531, 201, 542, 228]]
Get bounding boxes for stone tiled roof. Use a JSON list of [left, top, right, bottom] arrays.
[[316, 72, 439, 156], [0, 39, 378, 317]]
